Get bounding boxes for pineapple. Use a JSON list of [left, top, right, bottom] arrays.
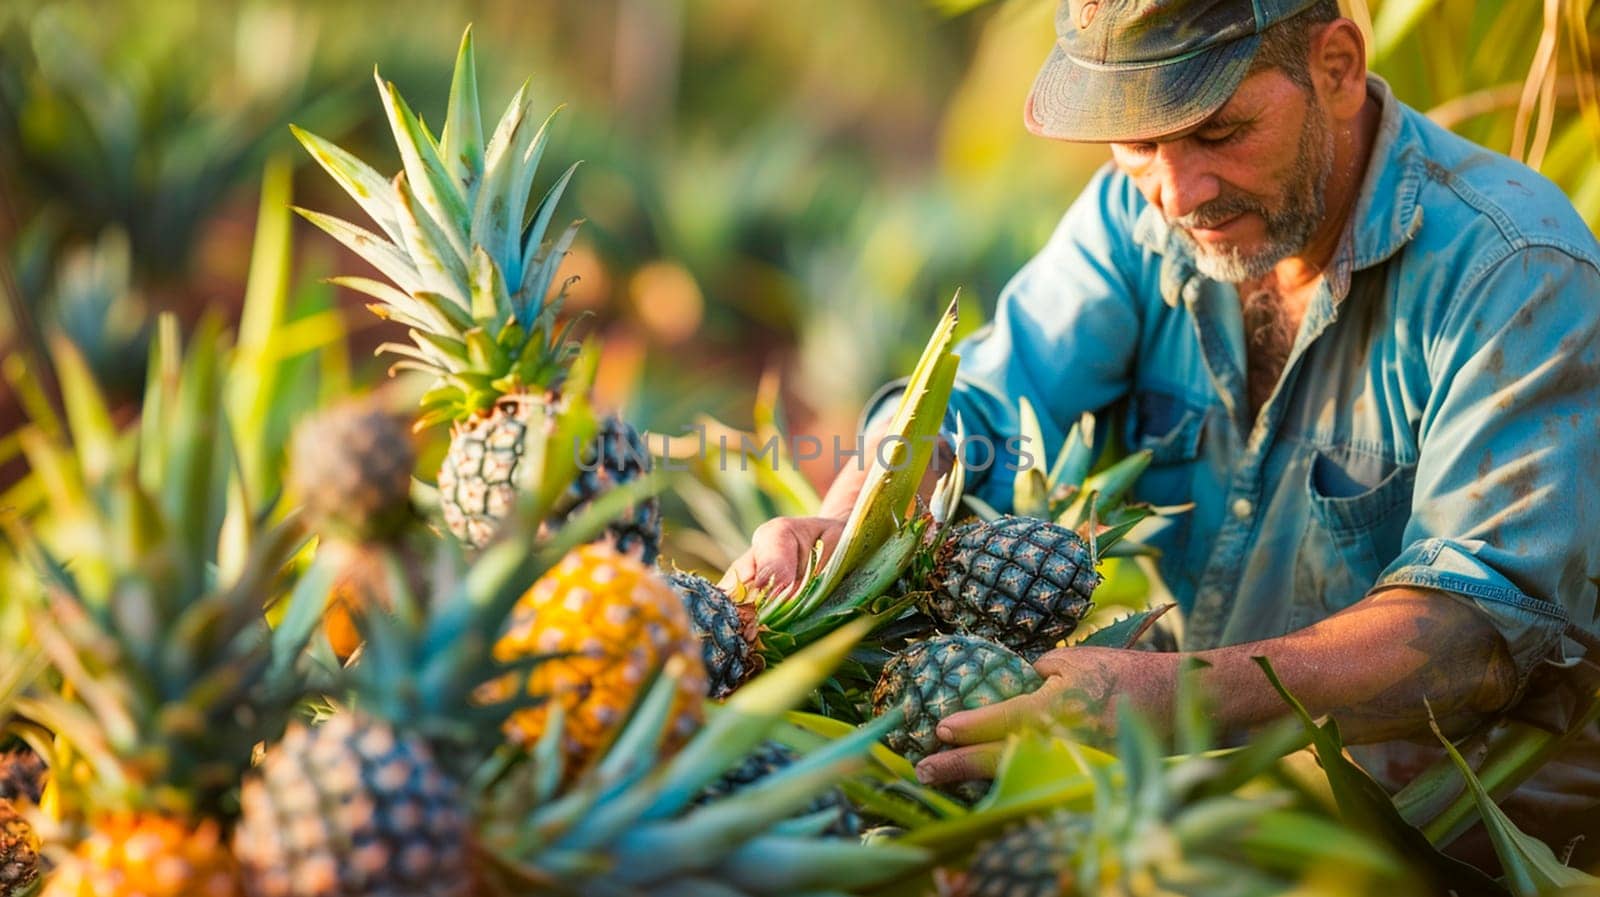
[[950, 812, 1085, 897], [10, 323, 302, 896], [923, 516, 1102, 660], [871, 634, 1043, 766], [289, 398, 417, 542], [233, 713, 470, 897], [293, 28, 659, 559], [492, 543, 707, 774], [289, 398, 428, 660], [665, 571, 765, 698], [0, 800, 40, 897]]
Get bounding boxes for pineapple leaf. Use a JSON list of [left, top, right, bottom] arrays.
[[50, 332, 118, 487], [331, 276, 463, 335], [1011, 397, 1049, 519], [376, 72, 472, 261], [294, 207, 423, 294], [394, 172, 471, 310], [290, 124, 404, 244], [515, 163, 581, 320], [1252, 657, 1506, 895], [798, 296, 960, 610], [439, 27, 485, 202], [465, 327, 512, 377], [1073, 603, 1175, 649], [1427, 711, 1600, 896], [410, 327, 473, 368], [519, 219, 583, 330], [470, 245, 513, 324], [1052, 412, 1097, 490], [474, 87, 554, 287]]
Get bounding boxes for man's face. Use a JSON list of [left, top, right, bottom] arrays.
[[1109, 69, 1335, 282]]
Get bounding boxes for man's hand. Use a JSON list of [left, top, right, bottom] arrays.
[[914, 646, 1174, 785], [719, 515, 846, 594], [913, 588, 1518, 787]]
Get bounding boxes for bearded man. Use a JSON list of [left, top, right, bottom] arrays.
[[723, 0, 1600, 867]]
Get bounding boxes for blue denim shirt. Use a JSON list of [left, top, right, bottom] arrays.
[[870, 77, 1600, 701]]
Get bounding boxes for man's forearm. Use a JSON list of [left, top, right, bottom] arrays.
[[1193, 587, 1518, 743]]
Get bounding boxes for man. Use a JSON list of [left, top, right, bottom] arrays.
[[723, 0, 1600, 866]]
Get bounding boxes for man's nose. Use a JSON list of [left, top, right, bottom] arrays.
[[1149, 144, 1219, 221]]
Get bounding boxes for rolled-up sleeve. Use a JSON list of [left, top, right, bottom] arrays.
[[860, 165, 1145, 512], [1375, 246, 1600, 694]]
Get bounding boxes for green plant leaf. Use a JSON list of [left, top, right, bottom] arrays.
[[1428, 714, 1600, 896]]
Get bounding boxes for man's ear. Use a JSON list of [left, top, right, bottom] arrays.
[[1309, 18, 1368, 120]]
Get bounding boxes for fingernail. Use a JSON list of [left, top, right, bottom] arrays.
[[915, 764, 935, 785], [936, 724, 954, 742]]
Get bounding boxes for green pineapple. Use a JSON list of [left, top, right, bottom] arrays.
[[9, 322, 302, 896], [871, 635, 1043, 766], [665, 571, 765, 698], [923, 515, 1102, 660], [292, 28, 658, 559]]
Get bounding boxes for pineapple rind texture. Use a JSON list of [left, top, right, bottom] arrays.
[[958, 812, 1085, 897], [493, 544, 706, 775], [666, 571, 763, 698], [872, 635, 1044, 764], [439, 403, 661, 560], [44, 813, 242, 897], [929, 516, 1100, 659], [0, 801, 39, 897], [233, 714, 470, 897]]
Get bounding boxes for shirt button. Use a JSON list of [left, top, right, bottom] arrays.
[[1231, 498, 1254, 519]]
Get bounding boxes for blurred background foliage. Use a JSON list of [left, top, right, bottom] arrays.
[[0, 0, 1596, 515]]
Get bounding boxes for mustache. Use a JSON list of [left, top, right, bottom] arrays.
[[1168, 193, 1269, 230]]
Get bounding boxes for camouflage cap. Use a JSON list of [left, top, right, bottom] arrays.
[[1026, 0, 1325, 142]]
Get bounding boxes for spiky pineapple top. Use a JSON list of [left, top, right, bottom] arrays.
[[293, 27, 584, 425], [10, 323, 303, 825]]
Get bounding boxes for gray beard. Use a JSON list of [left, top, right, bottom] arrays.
[[1169, 103, 1335, 283]]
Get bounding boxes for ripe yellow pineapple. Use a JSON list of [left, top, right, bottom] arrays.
[[0, 799, 40, 897], [493, 543, 707, 773], [45, 815, 239, 897]]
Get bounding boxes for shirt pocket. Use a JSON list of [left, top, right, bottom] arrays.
[[1294, 448, 1417, 621]]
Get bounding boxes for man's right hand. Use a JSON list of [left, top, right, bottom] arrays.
[[719, 515, 847, 595]]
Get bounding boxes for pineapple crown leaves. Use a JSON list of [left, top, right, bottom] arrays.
[[6, 317, 308, 819], [292, 26, 587, 422]]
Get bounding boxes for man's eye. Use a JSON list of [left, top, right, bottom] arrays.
[[1126, 142, 1157, 155], [1196, 127, 1240, 146]]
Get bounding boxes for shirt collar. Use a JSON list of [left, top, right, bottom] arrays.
[[1133, 74, 1427, 308]]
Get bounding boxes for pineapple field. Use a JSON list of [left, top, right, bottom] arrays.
[[2, 0, 1600, 895]]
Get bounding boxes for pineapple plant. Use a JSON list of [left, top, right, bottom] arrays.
[[292, 27, 659, 559], [5, 322, 305, 896], [870, 634, 1043, 767], [287, 397, 429, 660], [491, 543, 707, 776]]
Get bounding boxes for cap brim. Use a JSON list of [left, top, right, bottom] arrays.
[[1024, 34, 1260, 143]]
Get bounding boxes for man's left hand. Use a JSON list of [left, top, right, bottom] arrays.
[[913, 646, 1176, 785]]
